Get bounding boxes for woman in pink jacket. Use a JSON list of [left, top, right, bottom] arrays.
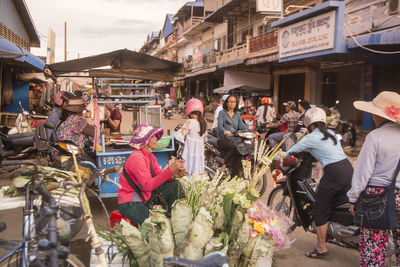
[[118, 124, 186, 225]]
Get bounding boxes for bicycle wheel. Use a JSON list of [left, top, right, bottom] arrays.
[[267, 185, 293, 218], [5, 253, 85, 267]]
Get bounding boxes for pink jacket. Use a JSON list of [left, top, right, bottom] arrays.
[[118, 149, 173, 204]]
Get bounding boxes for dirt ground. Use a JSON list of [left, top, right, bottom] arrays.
[[0, 111, 370, 266]]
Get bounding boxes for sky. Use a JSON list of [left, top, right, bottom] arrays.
[[26, 0, 188, 62]]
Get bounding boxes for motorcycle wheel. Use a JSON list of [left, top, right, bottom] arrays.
[[267, 185, 293, 219]]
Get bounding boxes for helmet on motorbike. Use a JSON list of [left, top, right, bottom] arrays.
[[261, 97, 270, 105], [54, 91, 75, 106], [185, 98, 203, 116], [303, 107, 326, 127]]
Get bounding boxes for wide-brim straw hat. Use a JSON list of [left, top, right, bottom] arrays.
[[353, 91, 400, 124], [129, 124, 164, 150], [64, 97, 86, 113]]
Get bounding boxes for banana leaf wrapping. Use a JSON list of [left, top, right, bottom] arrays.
[[181, 207, 214, 260], [120, 219, 150, 267], [238, 235, 275, 267], [171, 199, 192, 250], [228, 213, 249, 266], [144, 211, 174, 267]]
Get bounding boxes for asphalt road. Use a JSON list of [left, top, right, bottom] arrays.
[[0, 110, 369, 266]]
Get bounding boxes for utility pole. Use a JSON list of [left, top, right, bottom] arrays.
[[64, 21, 67, 61]]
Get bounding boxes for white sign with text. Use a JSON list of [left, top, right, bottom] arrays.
[[256, 0, 282, 13], [278, 10, 336, 59]]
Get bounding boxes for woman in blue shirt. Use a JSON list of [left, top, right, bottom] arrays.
[[286, 107, 353, 259], [217, 95, 249, 176]]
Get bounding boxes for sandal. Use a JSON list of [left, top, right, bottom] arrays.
[[305, 248, 328, 259]]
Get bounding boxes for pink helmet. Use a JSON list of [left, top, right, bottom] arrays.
[[185, 98, 203, 116], [54, 91, 66, 106]]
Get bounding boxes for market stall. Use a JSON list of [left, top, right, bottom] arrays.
[[45, 49, 183, 198]]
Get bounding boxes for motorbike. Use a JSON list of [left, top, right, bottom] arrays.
[[0, 131, 36, 161], [267, 152, 395, 254], [324, 100, 356, 148], [164, 107, 173, 119]]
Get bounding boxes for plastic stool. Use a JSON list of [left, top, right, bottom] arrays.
[[109, 210, 135, 228]]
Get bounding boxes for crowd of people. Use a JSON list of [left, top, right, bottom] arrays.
[[44, 89, 400, 266]]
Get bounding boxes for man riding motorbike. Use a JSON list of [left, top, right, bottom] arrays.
[[217, 95, 250, 176], [285, 107, 353, 258]]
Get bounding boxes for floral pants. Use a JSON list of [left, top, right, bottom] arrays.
[[359, 187, 400, 267]]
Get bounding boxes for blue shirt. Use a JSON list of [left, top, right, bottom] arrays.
[[286, 128, 346, 168], [217, 110, 249, 141], [46, 107, 62, 140]]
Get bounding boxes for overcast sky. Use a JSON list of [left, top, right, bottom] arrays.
[[26, 0, 188, 62]]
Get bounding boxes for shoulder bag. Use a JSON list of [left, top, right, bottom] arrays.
[[354, 158, 400, 229]]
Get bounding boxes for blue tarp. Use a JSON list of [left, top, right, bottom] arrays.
[[0, 37, 45, 70], [346, 29, 400, 48]]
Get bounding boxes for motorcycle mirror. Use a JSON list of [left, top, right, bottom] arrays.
[[44, 122, 55, 129]]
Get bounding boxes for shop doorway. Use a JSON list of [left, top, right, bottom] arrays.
[[278, 73, 305, 114]]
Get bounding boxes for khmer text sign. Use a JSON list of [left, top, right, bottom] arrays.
[[279, 10, 336, 59]]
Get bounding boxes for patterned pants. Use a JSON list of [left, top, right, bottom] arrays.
[[359, 188, 400, 267], [118, 180, 184, 225]]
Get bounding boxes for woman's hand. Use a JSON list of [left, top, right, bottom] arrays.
[[170, 159, 186, 177], [224, 130, 232, 136], [349, 204, 355, 216]]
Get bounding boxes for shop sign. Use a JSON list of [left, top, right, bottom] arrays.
[[256, 0, 282, 14], [279, 10, 336, 59]]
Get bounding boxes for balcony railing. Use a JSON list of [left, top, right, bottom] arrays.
[[248, 31, 278, 54], [183, 16, 203, 32], [215, 44, 248, 65]]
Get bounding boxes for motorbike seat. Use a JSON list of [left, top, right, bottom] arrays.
[[164, 252, 227, 267], [1, 132, 35, 148], [207, 134, 219, 147], [210, 127, 218, 137]]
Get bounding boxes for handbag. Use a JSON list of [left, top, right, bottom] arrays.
[[354, 158, 400, 229]]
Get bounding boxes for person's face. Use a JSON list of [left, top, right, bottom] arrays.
[[372, 114, 388, 127], [285, 105, 290, 113], [298, 104, 304, 113], [106, 102, 115, 110], [226, 97, 237, 110], [146, 135, 158, 150]]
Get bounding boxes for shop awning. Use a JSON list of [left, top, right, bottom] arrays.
[[46, 49, 182, 81], [213, 70, 271, 94], [0, 37, 45, 70], [185, 66, 216, 78], [346, 28, 400, 49]]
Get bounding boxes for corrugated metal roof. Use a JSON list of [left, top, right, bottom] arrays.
[[0, 37, 44, 70], [163, 14, 176, 39]]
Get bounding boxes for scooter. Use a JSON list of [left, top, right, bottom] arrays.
[[324, 100, 356, 148], [0, 131, 36, 161], [267, 152, 395, 254], [164, 107, 173, 119]]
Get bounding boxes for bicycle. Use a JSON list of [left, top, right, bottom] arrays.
[[0, 160, 85, 266]]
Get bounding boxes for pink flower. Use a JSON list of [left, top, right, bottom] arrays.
[[375, 248, 381, 254], [373, 235, 380, 241], [378, 242, 385, 249], [384, 105, 400, 120]]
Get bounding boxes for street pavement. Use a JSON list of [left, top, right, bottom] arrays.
[[0, 110, 373, 266]]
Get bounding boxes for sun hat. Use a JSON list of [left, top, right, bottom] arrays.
[[63, 97, 86, 113], [283, 101, 296, 109], [129, 124, 164, 150], [353, 91, 400, 124]]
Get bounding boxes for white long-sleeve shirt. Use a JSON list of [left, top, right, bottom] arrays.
[[347, 122, 400, 203], [212, 105, 223, 129]]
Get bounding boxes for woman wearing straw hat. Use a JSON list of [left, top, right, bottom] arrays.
[[347, 91, 400, 266], [118, 124, 186, 225]]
